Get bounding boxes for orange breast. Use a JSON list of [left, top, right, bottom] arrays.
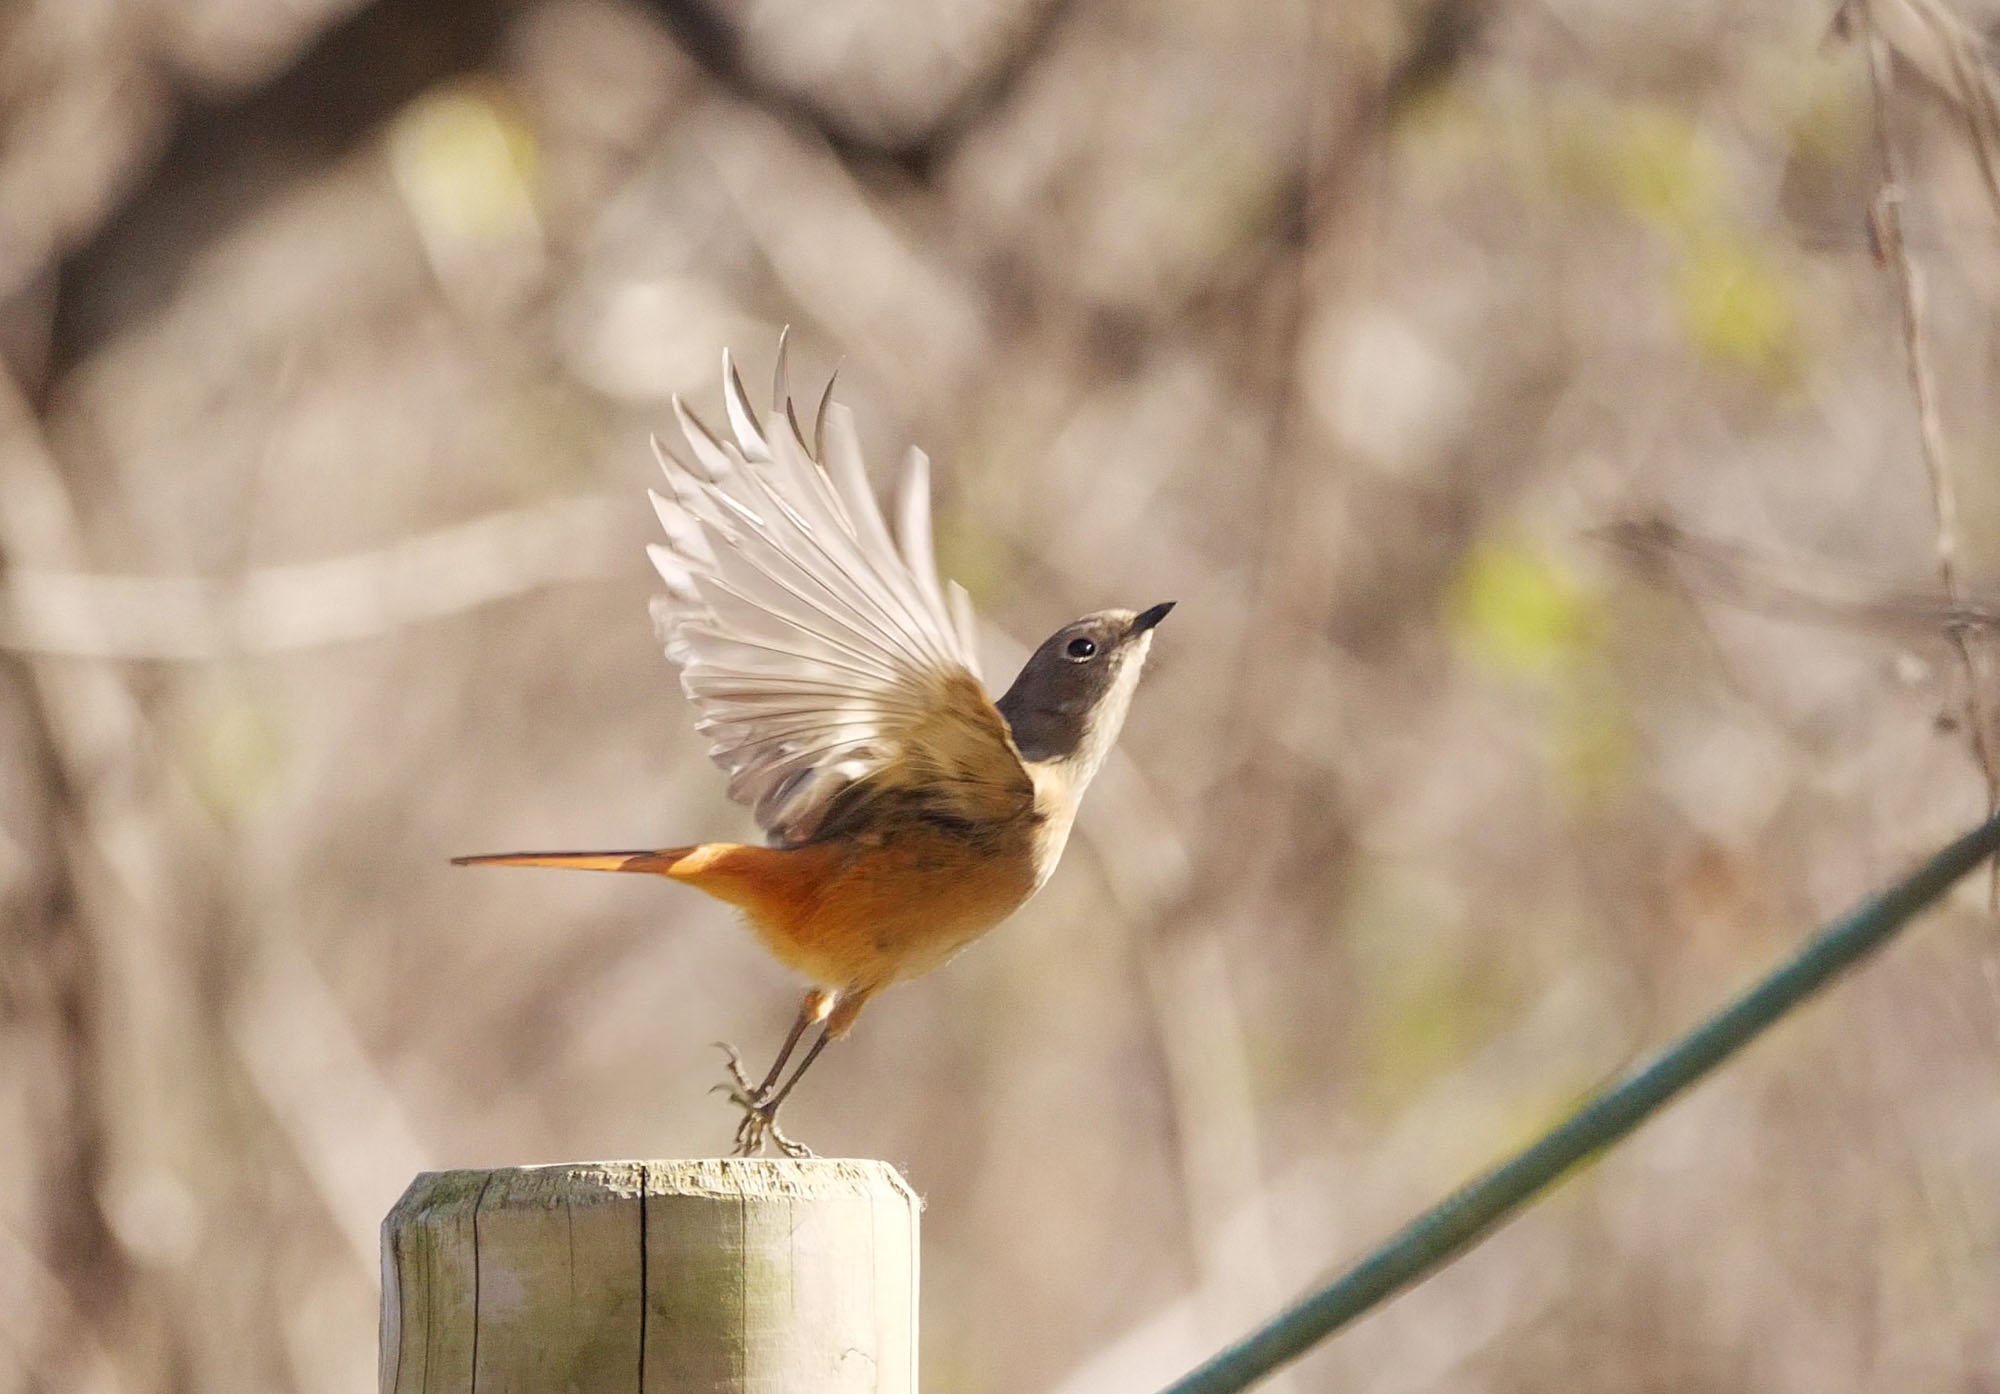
[[666, 825, 1040, 993]]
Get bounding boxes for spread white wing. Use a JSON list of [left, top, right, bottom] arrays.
[[647, 337, 1005, 845]]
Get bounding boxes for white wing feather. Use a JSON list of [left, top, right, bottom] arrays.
[[648, 343, 987, 844]]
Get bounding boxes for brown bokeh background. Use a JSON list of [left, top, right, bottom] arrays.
[[6, 0, 2000, 1390]]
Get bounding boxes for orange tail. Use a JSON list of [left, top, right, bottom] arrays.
[[450, 847, 698, 874], [452, 841, 839, 925]]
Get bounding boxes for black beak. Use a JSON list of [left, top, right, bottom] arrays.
[[1131, 601, 1175, 634]]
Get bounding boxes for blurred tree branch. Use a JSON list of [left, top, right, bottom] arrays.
[[46, 0, 525, 391], [642, 0, 1075, 179], [1, 361, 430, 1388], [0, 494, 620, 659], [1096, 0, 1497, 1374], [0, 369, 197, 1392]]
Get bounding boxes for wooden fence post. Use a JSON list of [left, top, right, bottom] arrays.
[[379, 1159, 920, 1393]]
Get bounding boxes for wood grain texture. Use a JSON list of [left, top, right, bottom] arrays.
[[380, 1160, 919, 1393]]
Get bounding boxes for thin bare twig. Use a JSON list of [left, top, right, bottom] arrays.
[[1600, 517, 2000, 638], [1857, 0, 2000, 898], [1843, 0, 2000, 217]]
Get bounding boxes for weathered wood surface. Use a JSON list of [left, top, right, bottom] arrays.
[[380, 1159, 920, 1393]]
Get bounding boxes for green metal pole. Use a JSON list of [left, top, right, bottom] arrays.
[[1156, 809, 2000, 1394]]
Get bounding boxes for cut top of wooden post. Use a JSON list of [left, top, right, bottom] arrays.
[[381, 1159, 920, 1394]]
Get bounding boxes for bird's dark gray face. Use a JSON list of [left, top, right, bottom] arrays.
[[997, 602, 1173, 766]]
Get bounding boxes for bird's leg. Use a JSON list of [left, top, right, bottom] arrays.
[[719, 991, 820, 1101], [720, 987, 875, 1158], [718, 989, 830, 1157]]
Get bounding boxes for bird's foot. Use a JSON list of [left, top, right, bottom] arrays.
[[731, 1103, 814, 1159], [713, 1042, 816, 1159]]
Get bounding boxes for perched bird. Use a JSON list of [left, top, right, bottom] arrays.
[[455, 336, 1171, 1156]]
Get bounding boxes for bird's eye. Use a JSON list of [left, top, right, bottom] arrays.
[[1065, 637, 1098, 661]]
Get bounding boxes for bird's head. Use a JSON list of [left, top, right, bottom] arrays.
[[996, 602, 1173, 782]]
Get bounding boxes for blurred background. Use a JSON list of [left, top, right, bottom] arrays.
[[6, 0, 2000, 1390]]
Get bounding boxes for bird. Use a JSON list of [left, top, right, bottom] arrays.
[[454, 333, 1171, 1156]]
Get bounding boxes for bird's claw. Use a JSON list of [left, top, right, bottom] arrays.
[[713, 1041, 750, 1092], [732, 1104, 815, 1158], [715, 1040, 815, 1159]]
